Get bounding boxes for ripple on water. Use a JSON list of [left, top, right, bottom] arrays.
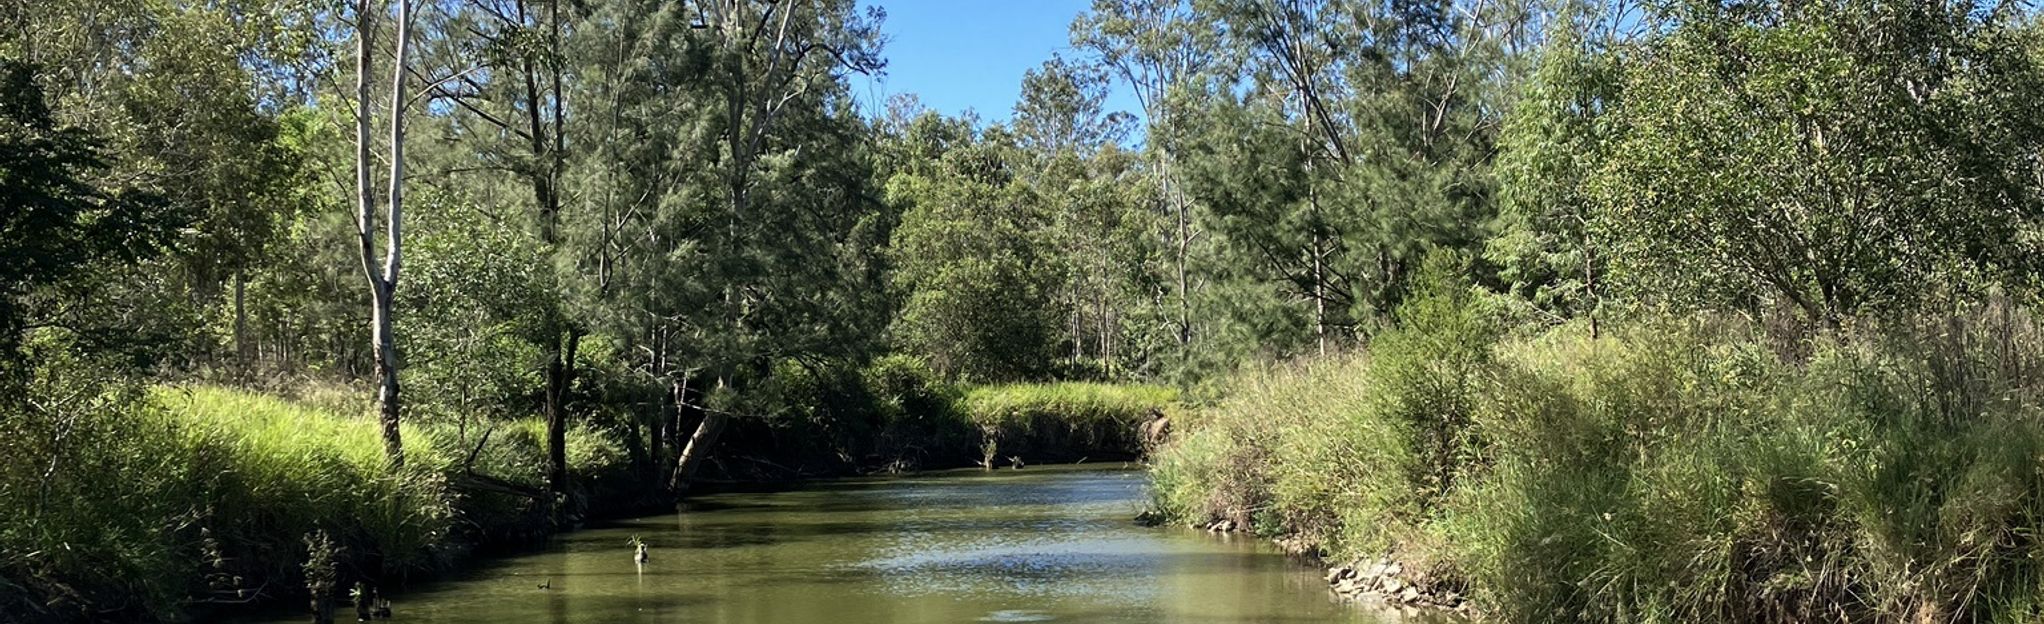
[[978, 609, 1057, 622], [854, 535, 1168, 601]]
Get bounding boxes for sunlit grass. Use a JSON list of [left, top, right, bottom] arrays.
[[960, 382, 1179, 428], [1153, 308, 2044, 622], [0, 383, 632, 620]]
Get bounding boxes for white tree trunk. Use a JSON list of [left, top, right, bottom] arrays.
[[355, 0, 411, 467]]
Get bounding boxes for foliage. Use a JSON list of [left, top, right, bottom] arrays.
[[1585, 1, 2044, 324], [1488, 3, 1620, 326], [0, 59, 178, 361], [885, 123, 1064, 382], [16, 0, 2044, 620], [1154, 304, 2044, 623]]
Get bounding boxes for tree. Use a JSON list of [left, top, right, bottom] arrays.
[[1489, 2, 1625, 336], [1589, 0, 2044, 325], [353, 0, 417, 466], [415, 0, 584, 511], [1073, 0, 1223, 359], [887, 120, 1063, 382], [5, 0, 315, 373], [1157, 0, 1524, 362], [555, 0, 886, 491], [0, 59, 177, 365], [1012, 55, 1161, 377]]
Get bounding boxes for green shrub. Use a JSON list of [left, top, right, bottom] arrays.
[[1154, 252, 1500, 555], [1151, 359, 1359, 536], [1154, 305, 2044, 623], [863, 355, 969, 463]]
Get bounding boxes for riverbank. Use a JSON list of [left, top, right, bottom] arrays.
[[0, 373, 1175, 623], [712, 359, 1177, 477], [1151, 300, 2044, 623], [0, 385, 644, 623]]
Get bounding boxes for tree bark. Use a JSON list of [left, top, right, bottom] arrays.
[[544, 329, 578, 508], [1171, 178, 1193, 348], [670, 375, 693, 464], [233, 270, 248, 376], [1584, 232, 1599, 339], [1313, 234, 1327, 357], [671, 411, 726, 493], [354, 0, 410, 468], [515, 0, 577, 505]]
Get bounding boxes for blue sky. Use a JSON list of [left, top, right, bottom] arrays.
[[851, 0, 1142, 125]]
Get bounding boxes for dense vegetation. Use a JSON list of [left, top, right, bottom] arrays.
[[1157, 282, 2044, 623], [5, 0, 2044, 622]]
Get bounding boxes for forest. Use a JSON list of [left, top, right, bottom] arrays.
[[7, 0, 2044, 622]]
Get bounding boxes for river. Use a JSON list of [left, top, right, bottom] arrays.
[[257, 465, 1418, 623]]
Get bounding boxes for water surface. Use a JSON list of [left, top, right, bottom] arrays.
[[269, 465, 1409, 623]]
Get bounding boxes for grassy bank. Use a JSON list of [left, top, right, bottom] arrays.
[[0, 356, 1177, 622], [961, 382, 1177, 465], [0, 384, 631, 623], [1152, 298, 2044, 623], [716, 356, 1178, 475]]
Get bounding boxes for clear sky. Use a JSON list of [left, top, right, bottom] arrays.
[[851, 0, 1142, 125]]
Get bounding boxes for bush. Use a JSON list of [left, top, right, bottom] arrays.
[[1153, 252, 1497, 555], [1153, 303, 2044, 623], [863, 355, 969, 465]]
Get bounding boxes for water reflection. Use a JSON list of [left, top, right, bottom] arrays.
[[246, 465, 1419, 624]]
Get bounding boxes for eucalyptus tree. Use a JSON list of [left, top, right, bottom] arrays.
[[351, 0, 419, 466], [0, 59, 177, 366], [1072, 0, 1223, 358], [1490, 2, 1626, 336], [410, 0, 586, 505], [1011, 55, 1160, 376], [887, 119, 1063, 382], [1161, 0, 1527, 359]]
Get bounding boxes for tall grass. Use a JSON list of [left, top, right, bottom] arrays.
[[719, 357, 1179, 473], [1152, 300, 2044, 623], [0, 382, 629, 622], [961, 382, 1179, 462]]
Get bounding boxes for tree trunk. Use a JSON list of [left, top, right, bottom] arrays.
[[354, 0, 411, 468], [671, 411, 727, 493], [371, 285, 401, 466], [677, 376, 702, 459], [544, 329, 577, 509], [667, 376, 689, 466], [519, 0, 577, 506], [1172, 183, 1193, 348], [1071, 280, 1083, 362], [233, 270, 248, 377], [1313, 235, 1327, 357], [381, 0, 412, 468], [1584, 231, 1599, 339]]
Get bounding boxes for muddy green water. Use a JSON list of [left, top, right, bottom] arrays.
[[266, 465, 1410, 623]]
